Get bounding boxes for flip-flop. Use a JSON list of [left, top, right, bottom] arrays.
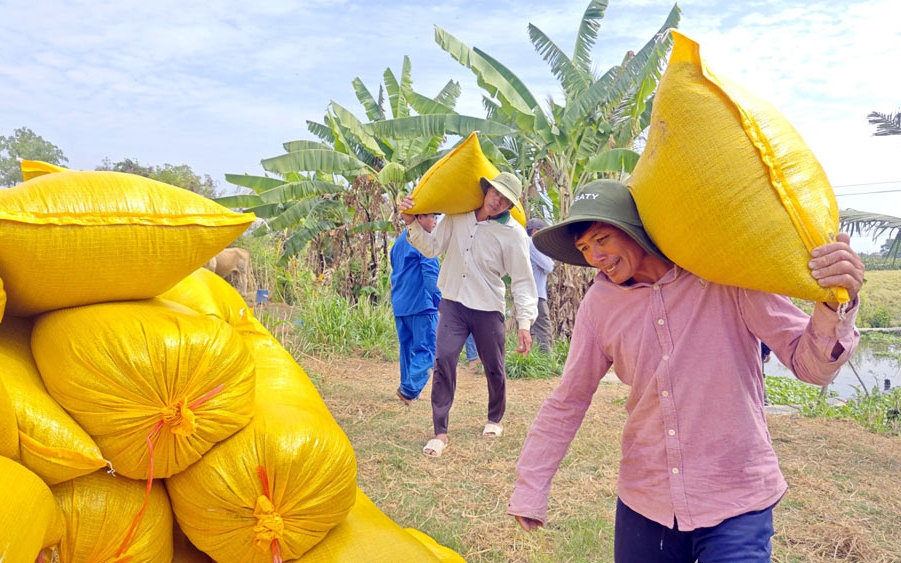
[[422, 437, 447, 457], [482, 422, 503, 437], [396, 390, 414, 406]]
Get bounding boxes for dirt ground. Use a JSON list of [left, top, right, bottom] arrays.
[[303, 354, 901, 562]]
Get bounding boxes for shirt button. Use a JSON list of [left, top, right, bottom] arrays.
[[672, 468, 679, 474], [657, 319, 665, 325], [662, 354, 670, 361], [653, 285, 660, 291], [668, 429, 676, 436], [662, 391, 669, 397]]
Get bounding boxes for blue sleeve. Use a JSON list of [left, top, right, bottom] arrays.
[[422, 254, 442, 309]]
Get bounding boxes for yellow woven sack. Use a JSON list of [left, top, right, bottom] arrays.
[[0, 315, 107, 485], [297, 488, 463, 562], [159, 267, 261, 336], [628, 30, 847, 303], [404, 528, 468, 563], [162, 268, 331, 414], [0, 456, 64, 562], [0, 168, 256, 316], [407, 132, 527, 226], [19, 158, 68, 181], [51, 470, 173, 563], [32, 298, 256, 480], [173, 522, 213, 563], [0, 276, 6, 323], [0, 365, 18, 459], [245, 331, 335, 416], [166, 402, 358, 562]]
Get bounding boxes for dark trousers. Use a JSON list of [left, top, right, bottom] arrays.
[[530, 297, 552, 353], [614, 498, 774, 563], [431, 299, 507, 436]]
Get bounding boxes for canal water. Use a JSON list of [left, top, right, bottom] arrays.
[[765, 335, 901, 399]]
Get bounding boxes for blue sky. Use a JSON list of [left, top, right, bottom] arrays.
[[2, 0, 899, 250]]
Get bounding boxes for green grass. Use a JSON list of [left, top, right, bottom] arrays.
[[857, 270, 901, 327]]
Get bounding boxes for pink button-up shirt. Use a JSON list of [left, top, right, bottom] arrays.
[[508, 266, 859, 531]]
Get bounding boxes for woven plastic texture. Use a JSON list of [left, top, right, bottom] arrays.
[[408, 132, 526, 226], [166, 302, 357, 561], [629, 31, 847, 303], [32, 298, 256, 479], [0, 456, 64, 562], [296, 488, 452, 562], [0, 315, 106, 484], [52, 470, 173, 562], [0, 168, 255, 316]]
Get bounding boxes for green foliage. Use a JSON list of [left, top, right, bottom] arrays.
[[840, 209, 901, 263], [765, 376, 834, 406], [296, 292, 396, 360], [862, 306, 893, 328], [857, 270, 901, 327], [505, 349, 558, 380], [0, 126, 68, 187], [97, 157, 219, 197], [254, 266, 397, 361], [766, 374, 901, 435], [801, 388, 901, 436], [505, 337, 569, 380]]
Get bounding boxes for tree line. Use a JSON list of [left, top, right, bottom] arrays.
[[0, 126, 217, 198]]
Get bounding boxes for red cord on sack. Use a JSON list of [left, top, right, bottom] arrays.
[[114, 385, 224, 559]]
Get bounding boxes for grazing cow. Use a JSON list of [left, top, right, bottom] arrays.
[[205, 247, 252, 295]]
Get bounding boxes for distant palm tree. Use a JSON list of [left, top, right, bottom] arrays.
[[837, 109, 901, 260], [839, 209, 901, 260], [867, 110, 901, 136]]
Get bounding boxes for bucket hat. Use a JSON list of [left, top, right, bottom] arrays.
[[480, 172, 523, 207], [532, 179, 666, 267]]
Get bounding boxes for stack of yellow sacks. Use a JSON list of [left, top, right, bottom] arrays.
[[0, 164, 465, 562]]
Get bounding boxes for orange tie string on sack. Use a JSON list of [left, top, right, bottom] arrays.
[[254, 466, 284, 563], [115, 385, 224, 559]]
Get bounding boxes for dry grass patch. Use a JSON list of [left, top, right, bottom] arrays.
[[305, 356, 901, 562]]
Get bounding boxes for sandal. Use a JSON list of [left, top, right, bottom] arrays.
[[422, 437, 447, 457], [482, 422, 503, 437], [396, 389, 414, 406]]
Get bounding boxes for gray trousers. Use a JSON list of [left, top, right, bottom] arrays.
[[431, 299, 507, 436], [531, 297, 553, 353]]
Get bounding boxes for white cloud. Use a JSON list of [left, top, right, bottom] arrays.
[[1, 0, 899, 254]]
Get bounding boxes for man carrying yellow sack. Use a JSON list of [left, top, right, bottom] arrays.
[[507, 179, 864, 562], [399, 172, 537, 458]]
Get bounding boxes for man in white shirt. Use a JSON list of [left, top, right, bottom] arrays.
[[399, 172, 538, 457]]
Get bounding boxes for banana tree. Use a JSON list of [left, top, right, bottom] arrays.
[[436, 1, 678, 210], [219, 58, 507, 299], [431, 0, 680, 337]]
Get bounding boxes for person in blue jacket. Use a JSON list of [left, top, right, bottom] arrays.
[[390, 213, 442, 405]]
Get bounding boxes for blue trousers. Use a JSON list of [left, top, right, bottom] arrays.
[[395, 313, 438, 400], [464, 333, 478, 362], [614, 498, 774, 563]]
